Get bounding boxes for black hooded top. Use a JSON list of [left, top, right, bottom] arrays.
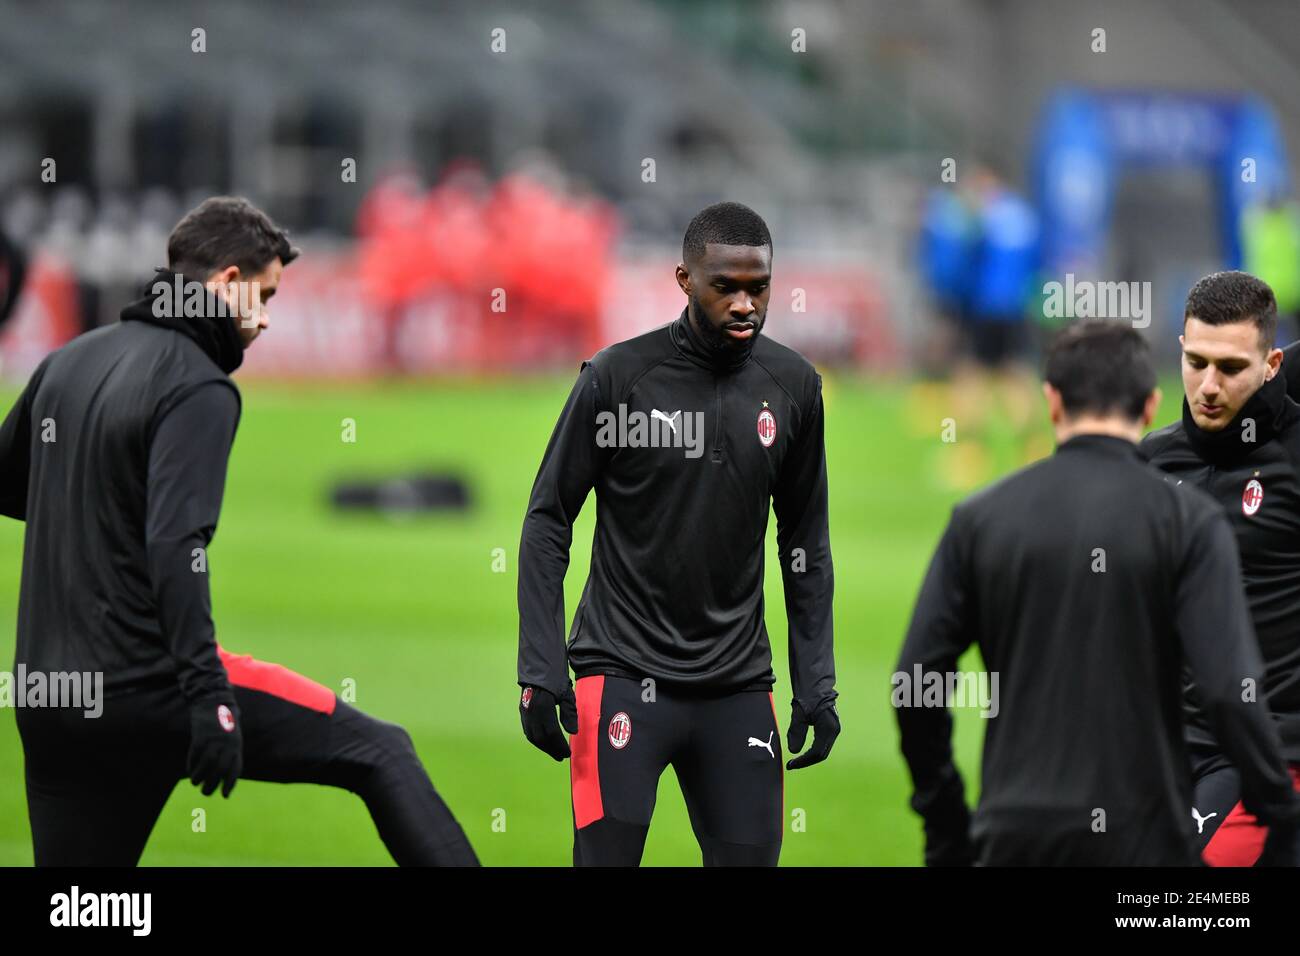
[[0, 272, 244, 703], [1142, 371, 1300, 763], [121, 269, 246, 374]]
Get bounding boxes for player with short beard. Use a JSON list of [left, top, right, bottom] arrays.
[[517, 201, 839, 866], [0, 197, 477, 866]]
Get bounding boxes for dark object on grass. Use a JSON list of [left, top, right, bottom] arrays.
[[331, 474, 472, 515]]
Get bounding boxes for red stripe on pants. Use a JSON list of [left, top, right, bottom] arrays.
[[1203, 765, 1300, 866], [571, 676, 605, 829], [217, 646, 337, 715]]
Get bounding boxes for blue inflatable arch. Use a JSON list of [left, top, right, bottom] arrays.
[[1033, 89, 1290, 277]]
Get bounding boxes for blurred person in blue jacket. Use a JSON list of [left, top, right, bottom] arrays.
[[966, 170, 1040, 370], [917, 187, 975, 379], [919, 188, 975, 323], [914, 170, 1046, 492]]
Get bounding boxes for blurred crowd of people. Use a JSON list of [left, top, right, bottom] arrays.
[[354, 163, 620, 367], [0, 162, 623, 372]]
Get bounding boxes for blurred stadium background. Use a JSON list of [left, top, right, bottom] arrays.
[[1, 0, 1298, 864]]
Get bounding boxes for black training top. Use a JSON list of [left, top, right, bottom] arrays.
[[898, 433, 1299, 865], [517, 308, 836, 717], [0, 274, 243, 704], [1143, 372, 1300, 764]]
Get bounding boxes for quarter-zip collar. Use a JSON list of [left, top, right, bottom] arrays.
[[1183, 370, 1298, 466], [671, 306, 756, 373]]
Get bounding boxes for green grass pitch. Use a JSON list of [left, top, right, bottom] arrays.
[[0, 374, 1183, 865]]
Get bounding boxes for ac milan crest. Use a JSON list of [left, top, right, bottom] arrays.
[[608, 711, 631, 749], [1243, 479, 1264, 517], [757, 405, 777, 448]]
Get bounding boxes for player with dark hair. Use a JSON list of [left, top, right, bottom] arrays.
[[1143, 270, 1300, 866], [0, 196, 477, 866], [517, 200, 839, 866], [898, 320, 1300, 865]]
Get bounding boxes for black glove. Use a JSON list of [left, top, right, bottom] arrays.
[[786, 698, 840, 770], [188, 697, 243, 798], [519, 684, 578, 761]]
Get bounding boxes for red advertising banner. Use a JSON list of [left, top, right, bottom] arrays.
[[2, 250, 893, 378]]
